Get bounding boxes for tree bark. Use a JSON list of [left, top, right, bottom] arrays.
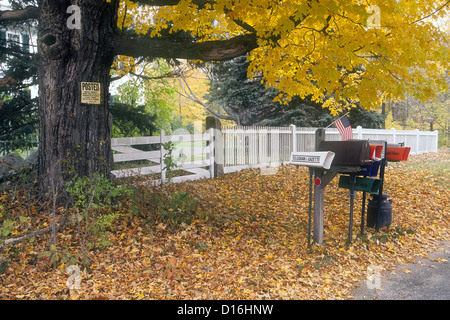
[[37, 0, 119, 194]]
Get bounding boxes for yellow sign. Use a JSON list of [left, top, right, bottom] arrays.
[[81, 82, 101, 104]]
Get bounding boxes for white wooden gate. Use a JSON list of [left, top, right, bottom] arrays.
[[111, 129, 214, 185]]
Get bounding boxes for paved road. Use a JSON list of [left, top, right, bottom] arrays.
[[351, 240, 450, 300]]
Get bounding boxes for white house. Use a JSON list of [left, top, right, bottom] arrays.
[[0, 0, 38, 98]]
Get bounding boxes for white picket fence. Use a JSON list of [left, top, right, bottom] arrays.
[[111, 125, 438, 182], [222, 125, 439, 170]]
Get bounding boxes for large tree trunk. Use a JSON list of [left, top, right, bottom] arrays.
[[37, 0, 118, 194]]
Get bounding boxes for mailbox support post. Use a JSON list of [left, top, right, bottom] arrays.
[[360, 191, 367, 235], [307, 168, 313, 247], [313, 128, 326, 244], [313, 169, 337, 244], [313, 169, 324, 244], [348, 173, 356, 242], [312, 128, 341, 244]]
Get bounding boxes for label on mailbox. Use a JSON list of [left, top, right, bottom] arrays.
[[292, 155, 321, 164], [81, 82, 101, 104], [290, 152, 335, 169]]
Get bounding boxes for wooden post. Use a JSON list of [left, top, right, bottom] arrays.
[[313, 128, 326, 244], [307, 167, 313, 247], [348, 173, 356, 242], [208, 128, 215, 178], [315, 128, 326, 151], [313, 169, 325, 244], [313, 170, 337, 244], [290, 124, 297, 153], [205, 116, 224, 177]]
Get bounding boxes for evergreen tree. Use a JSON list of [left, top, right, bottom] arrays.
[[205, 55, 281, 126], [205, 56, 385, 128], [0, 2, 38, 155]]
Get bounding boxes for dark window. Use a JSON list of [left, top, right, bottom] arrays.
[[21, 33, 29, 52]]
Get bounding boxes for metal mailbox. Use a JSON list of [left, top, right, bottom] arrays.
[[358, 160, 381, 177], [386, 145, 411, 161], [369, 144, 383, 160], [338, 175, 382, 194], [318, 140, 371, 167]]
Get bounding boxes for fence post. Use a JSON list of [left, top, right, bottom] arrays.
[[415, 129, 420, 154], [160, 129, 166, 184], [391, 128, 396, 144], [356, 126, 363, 139], [290, 124, 297, 153], [434, 130, 439, 153]]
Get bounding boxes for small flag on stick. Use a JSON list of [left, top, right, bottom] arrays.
[[334, 114, 353, 141]]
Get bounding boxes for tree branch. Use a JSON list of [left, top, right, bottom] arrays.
[[0, 6, 39, 24], [178, 74, 233, 121], [412, 0, 450, 24], [113, 33, 258, 61]]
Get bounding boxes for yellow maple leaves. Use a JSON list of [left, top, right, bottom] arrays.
[[115, 0, 447, 113]]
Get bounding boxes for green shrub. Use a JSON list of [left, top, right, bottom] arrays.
[[130, 187, 197, 228]]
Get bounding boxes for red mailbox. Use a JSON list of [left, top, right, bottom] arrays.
[[386, 144, 410, 161]]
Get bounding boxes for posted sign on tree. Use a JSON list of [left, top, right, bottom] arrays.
[[81, 82, 101, 104]]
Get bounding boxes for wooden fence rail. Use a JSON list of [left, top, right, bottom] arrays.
[[111, 129, 214, 185]]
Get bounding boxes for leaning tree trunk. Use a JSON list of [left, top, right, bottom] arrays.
[[37, 0, 119, 194]]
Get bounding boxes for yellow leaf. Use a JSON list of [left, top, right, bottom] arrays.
[[432, 258, 447, 263], [403, 269, 411, 274]]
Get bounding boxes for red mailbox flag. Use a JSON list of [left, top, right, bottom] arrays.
[[335, 114, 353, 141]]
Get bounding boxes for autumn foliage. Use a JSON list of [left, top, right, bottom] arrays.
[[0, 150, 448, 299], [116, 0, 449, 114]]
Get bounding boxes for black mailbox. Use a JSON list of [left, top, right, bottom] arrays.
[[318, 140, 371, 166]]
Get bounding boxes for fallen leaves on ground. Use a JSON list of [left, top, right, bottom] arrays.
[[0, 151, 448, 300]]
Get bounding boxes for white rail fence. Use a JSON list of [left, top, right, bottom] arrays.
[[111, 129, 214, 184], [111, 125, 438, 182]]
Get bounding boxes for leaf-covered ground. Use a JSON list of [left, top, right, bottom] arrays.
[[0, 150, 449, 300]]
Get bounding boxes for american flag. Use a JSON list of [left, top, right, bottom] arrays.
[[335, 114, 353, 141]]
